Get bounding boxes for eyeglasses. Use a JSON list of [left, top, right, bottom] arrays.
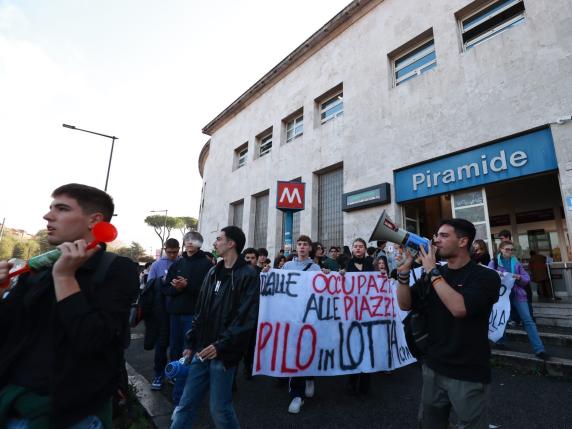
[[503, 248, 514, 251]]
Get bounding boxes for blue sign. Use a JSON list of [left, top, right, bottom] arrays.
[[394, 128, 557, 203], [566, 196, 572, 212]]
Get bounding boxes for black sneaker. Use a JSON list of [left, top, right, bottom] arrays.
[[536, 352, 550, 360]]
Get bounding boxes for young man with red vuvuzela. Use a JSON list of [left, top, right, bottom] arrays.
[[0, 183, 139, 429]]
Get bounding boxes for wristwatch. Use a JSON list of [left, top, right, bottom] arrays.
[[429, 267, 442, 281]]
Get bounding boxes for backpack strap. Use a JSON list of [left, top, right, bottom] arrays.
[[303, 263, 313, 271]]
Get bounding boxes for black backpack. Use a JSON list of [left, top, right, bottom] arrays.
[[402, 268, 430, 359]]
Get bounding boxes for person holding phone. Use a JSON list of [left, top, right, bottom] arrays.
[[163, 231, 212, 404]]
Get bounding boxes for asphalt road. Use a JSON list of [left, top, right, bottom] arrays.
[[126, 329, 572, 429]]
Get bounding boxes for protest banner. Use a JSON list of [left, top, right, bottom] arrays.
[[254, 270, 416, 377], [488, 272, 515, 342]]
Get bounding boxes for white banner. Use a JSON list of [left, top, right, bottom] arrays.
[[254, 270, 416, 377], [488, 272, 515, 342]]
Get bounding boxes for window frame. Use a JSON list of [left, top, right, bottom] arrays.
[[259, 132, 273, 157], [320, 91, 344, 124], [459, 0, 526, 51], [236, 145, 248, 169], [286, 114, 304, 142], [393, 38, 436, 87]]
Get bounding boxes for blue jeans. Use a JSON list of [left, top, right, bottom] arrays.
[[7, 415, 102, 429], [171, 357, 239, 429], [511, 295, 545, 355], [170, 314, 194, 405]]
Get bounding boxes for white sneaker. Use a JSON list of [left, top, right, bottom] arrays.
[[305, 380, 315, 398], [288, 397, 304, 414]]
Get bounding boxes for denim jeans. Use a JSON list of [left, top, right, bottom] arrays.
[[511, 295, 545, 354], [170, 314, 194, 405], [7, 415, 102, 429], [169, 314, 195, 360], [171, 357, 239, 429]]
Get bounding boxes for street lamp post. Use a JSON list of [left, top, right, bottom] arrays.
[[62, 124, 118, 192], [151, 209, 168, 256]]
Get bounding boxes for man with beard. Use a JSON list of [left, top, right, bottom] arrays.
[[396, 219, 500, 429]]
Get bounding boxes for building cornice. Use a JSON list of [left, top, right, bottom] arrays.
[[201, 0, 382, 136]]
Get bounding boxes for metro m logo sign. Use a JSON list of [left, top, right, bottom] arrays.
[[276, 181, 305, 211]]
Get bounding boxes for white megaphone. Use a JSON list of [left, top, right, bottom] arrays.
[[369, 210, 430, 254]]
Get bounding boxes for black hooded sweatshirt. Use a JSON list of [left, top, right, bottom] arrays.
[[163, 249, 213, 315]]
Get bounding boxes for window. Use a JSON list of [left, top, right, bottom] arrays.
[[230, 200, 243, 228], [253, 193, 269, 248], [394, 38, 436, 86], [320, 91, 343, 124], [235, 144, 248, 169], [459, 0, 525, 50], [259, 132, 272, 157], [286, 114, 304, 142], [318, 168, 343, 251]]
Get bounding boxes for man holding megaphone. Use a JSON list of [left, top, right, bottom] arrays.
[[395, 218, 500, 429]]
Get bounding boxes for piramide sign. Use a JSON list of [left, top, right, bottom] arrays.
[[276, 181, 305, 211]]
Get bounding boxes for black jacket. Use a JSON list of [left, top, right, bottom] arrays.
[[163, 250, 213, 315], [0, 250, 139, 428], [186, 256, 260, 367]]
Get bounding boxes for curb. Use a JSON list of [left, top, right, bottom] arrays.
[[126, 362, 173, 429], [491, 350, 572, 378]]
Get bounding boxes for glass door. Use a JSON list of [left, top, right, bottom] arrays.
[[451, 188, 492, 255]]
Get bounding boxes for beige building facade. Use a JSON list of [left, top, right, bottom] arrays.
[[198, 0, 572, 295]]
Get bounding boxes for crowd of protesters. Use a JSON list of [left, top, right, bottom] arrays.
[[0, 183, 557, 429]]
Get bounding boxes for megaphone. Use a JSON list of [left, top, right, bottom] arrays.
[[369, 210, 430, 254]]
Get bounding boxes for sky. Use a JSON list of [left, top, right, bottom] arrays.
[[0, 0, 350, 254]]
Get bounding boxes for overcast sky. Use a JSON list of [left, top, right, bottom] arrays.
[[0, 0, 350, 254]]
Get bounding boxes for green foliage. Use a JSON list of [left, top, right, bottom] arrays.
[[0, 234, 16, 260], [110, 241, 148, 262], [144, 215, 198, 250]]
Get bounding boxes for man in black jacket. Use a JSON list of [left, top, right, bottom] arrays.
[[0, 183, 139, 429], [171, 226, 259, 429], [162, 231, 212, 404]]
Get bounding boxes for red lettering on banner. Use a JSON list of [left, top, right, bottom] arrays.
[[359, 296, 372, 320], [378, 275, 388, 293], [256, 322, 272, 372], [271, 322, 281, 371], [366, 275, 379, 295], [357, 275, 367, 295], [370, 296, 383, 317], [341, 275, 354, 295], [281, 323, 297, 373], [296, 325, 317, 370], [384, 297, 392, 317], [312, 273, 328, 294]]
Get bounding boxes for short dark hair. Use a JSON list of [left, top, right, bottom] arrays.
[[257, 247, 268, 257], [221, 226, 246, 253], [438, 219, 476, 250], [329, 246, 338, 252], [164, 238, 180, 249], [367, 246, 376, 256], [242, 247, 259, 258], [52, 183, 114, 221], [498, 229, 512, 239], [352, 238, 367, 248], [296, 235, 312, 245]]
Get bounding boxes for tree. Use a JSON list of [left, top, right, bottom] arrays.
[[0, 234, 16, 260], [34, 229, 53, 254], [144, 215, 189, 250], [12, 242, 26, 259], [111, 241, 147, 262], [176, 217, 198, 241]]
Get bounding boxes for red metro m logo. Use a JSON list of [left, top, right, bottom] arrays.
[[276, 181, 306, 211]]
